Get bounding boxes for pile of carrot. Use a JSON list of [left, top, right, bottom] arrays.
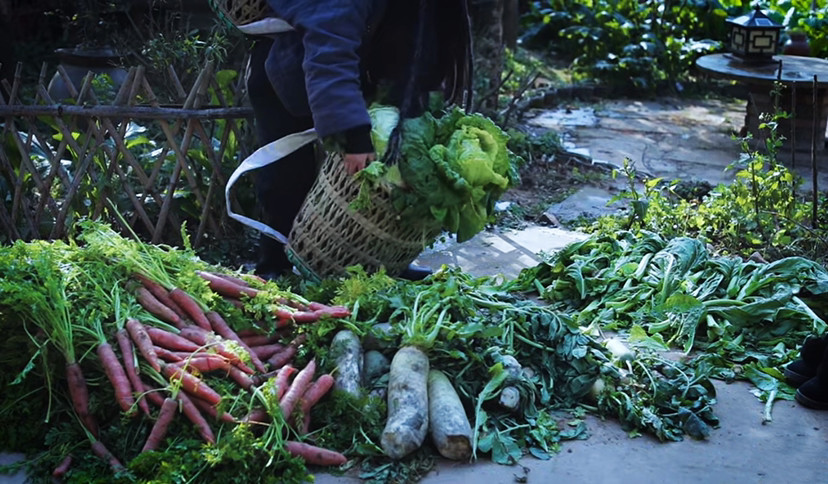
[[61, 269, 352, 475]]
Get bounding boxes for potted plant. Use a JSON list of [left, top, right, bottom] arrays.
[[47, 0, 130, 101]]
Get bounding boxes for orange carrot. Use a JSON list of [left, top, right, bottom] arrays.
[[267, 345, 299, 369], [290, 310, 326, 324], [224, 297, 245, 310], [226, 364, 255, 390], [141, 382, 166, 408], [241, 334, 277, 347], [126, 318, 161, 372], [267, 334, 306, 369], [141, 397, 178, 453], [178, 326, 254, 374], [146, 327, 202, 352], [212, 271, 267, 287], [307, 302, 352, 319], [299, 374, 335, 434], [300, 374, 335, 414], [280, 359, 316, 419], [153, 346, 185, 363], [272, 307, 344, 326], [306, 302, 330, 311], [177, 392, 216, 444], [168, 288, 212, 331], [237, 328, 266, 338], [267, 346, 297, 370], [90, 439, 125, 472], [173, 355, 232, 374], [206, 311, 267, 373], [134, 286, 184, 328], [116, 329, 151, 416], [170, 350, 221, 360], [241, 407, 271, 425], [134, 273, 188, 320], [162, 363, 222, 405], [251, 343, 285, 361], [273, 307, 298, 327], [52, 454, 73, 478], [197, 270, 260, 299], [96, 342, 136, 415], [210, 271, 254, 287], [284, 441, 347, 467], [272, 365, 298, 401], [190, 395, 237, 424], [279, 297, 309, 311], [251, 369, 278, 387], [66, 361, 98, 437], [301, 413, 311, 436]]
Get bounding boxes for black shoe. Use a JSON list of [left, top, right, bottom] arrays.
[[398, 263, 432, 281], [795, 376, 828, 410], [785, 334, 828, 387], [785, 359, 817, 387], [795, 341, 828, 410], [255, 238, 292, 279]]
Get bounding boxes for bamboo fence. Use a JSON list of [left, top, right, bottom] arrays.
[[0, 60, 256, 247]]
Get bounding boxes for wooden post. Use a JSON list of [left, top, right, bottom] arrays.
[[812, 75, 819, 228], [791, 80, 796, 171]]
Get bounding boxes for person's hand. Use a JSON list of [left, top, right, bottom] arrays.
[[343, 152, 376, 175]]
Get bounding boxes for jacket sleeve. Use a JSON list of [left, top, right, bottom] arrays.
[[266, 1, 374, 140]]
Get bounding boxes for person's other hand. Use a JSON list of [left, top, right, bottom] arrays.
[[344, 152, 376, 175]]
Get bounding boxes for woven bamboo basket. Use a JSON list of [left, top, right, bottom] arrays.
[[286, 153, 441, 280], [208, 0, 269, 28]]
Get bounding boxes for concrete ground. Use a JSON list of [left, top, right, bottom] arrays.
[[4, 97, 828, 483]]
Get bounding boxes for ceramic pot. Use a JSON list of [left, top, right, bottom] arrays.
[[783, 32, 811, 57], [47, 46, 128, 101]]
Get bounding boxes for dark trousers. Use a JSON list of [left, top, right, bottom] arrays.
[[246, 39, 317, 274]]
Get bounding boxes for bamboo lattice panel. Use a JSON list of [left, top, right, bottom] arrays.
[[0, 61, 255, 247]]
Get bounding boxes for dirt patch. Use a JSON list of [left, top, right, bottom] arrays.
[[497, 144, 616, 228]]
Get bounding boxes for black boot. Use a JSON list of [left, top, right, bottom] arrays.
[[795, 342, 828, 410], [254, 236, 292, 281], [784, 334, 828, 387]]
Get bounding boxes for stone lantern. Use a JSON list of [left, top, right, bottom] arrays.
[[726, 5, 783, 64]]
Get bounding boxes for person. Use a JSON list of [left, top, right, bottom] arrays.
[[785, 333, 828, 410], [243, 0, 473, 280]]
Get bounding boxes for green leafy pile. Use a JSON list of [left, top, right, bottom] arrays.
[[303, 265, 721, 474], [507, 232, 828, 354], [504, 230, 828, 421], [9, 223, 820, 482], [356, 106, 521, 242]]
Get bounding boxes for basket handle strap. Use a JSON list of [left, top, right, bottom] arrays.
[[225, 128, 318, 245], [237, 17, 295, 35]]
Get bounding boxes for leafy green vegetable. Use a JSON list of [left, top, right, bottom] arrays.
[[742, 363, 796, 423], [368, 105, 400, 158], [356, 106, 522, 242]]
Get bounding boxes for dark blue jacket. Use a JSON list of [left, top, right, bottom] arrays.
[[264, 0, 386, 140]]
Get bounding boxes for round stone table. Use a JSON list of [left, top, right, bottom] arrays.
[[696, 53, 828, 152]]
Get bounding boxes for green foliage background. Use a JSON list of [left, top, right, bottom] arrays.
[[520, 0, 828, 94]]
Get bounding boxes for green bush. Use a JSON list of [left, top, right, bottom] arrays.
[[585, 117, 828, 264], [520, 1, 827, 93]]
